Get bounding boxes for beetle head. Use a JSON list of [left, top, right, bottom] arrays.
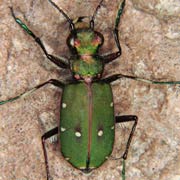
[[67, 20, 104, 82], [67, 28, 104, 56]]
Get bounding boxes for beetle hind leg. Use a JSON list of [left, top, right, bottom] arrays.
[[115, 115, 138, 160], [42, 127, 58, 180], [114, 115, 137, 180]]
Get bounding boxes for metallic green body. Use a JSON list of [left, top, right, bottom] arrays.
[[2, 1, 132, 179], [60, 82, 114, 170]]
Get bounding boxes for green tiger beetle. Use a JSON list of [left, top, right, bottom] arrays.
[[1, 0, 180, 179]]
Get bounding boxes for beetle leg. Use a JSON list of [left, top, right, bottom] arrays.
[[42, 127, 58, 180], [100, 73, 180, 85], [100, 0, 126, 64], [115, 115, 138, 160], [0, 79, 64, 105], [121, 158, 126, 180], [10, 7, 69, 69]]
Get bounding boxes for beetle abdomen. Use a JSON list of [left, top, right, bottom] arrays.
[[60, 82, 114, 171]]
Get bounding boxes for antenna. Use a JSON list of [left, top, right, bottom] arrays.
[[48, 0, 75, 30]]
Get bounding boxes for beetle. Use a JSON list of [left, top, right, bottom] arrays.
[[0, 0, 180, 180]]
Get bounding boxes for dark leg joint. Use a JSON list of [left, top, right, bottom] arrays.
[[100, 74, 120, 83], [116, 115, 138, 123], [35, 79, 64, 90], [48, 79, 65, 88], [46, 54, 69, 69], [102, 51, 121, 64], [41, 127, 58, 141], [113, 28, 121, 51]]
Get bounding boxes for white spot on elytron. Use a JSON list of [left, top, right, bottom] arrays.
[[61, 127, 66, 132], [111, 126, 114, 130], [110, 102, 113, 107], [65, 157, 70, 160], [98, 130, 103, 136], [75, 132, 81, 137], [105, 156, 109, 159], [62, 103, 67, 108]]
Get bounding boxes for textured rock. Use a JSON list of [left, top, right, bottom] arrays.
[[0, 0, 180, 180]]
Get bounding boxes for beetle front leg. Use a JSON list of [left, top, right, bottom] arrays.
[[116, 115, 138, 160], [42, 127, 58, 180], [10, 7, 69, 69], [101, 0, 126, 64], [0, 79, 64, 105]]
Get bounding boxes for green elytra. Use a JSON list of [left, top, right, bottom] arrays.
[[0, 0, 180, 180], [60, 83, 114, 169]]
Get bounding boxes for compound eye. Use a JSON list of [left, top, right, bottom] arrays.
[[70, 38, 75, 46], [70, 38, 80, 47], [92, 35, 102, 46]]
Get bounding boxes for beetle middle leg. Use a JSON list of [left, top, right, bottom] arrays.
[[101, 73, 180, 85], [0, 79, 64, 105], [10, 7, 69, 69]]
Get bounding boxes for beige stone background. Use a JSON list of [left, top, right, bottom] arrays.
[[0, 0, 180, 180]]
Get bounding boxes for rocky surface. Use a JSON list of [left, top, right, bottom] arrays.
[[0, 0, 180, 180]]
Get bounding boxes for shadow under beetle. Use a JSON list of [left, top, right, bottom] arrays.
[[1, 0, 180, 180]]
